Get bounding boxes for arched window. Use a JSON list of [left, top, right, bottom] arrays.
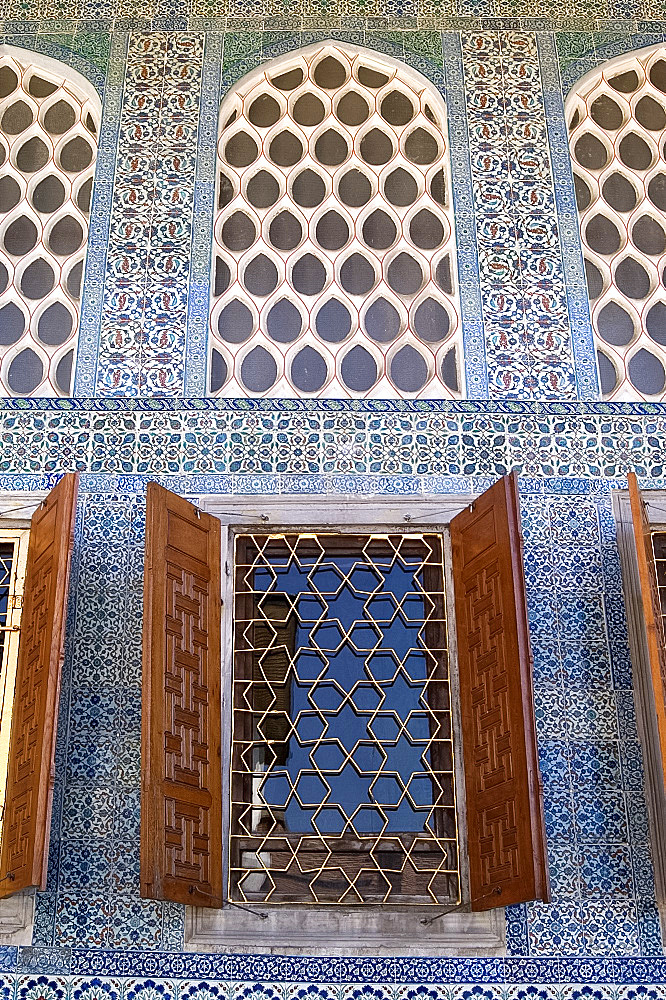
[[568, 46, 666, 400], [210, 44, 462, 398], [0, 46, 100, 397]]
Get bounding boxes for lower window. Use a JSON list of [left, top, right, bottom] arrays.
[[230, 531, 459, 906]]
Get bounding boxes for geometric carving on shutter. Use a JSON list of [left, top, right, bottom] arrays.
[[0, 472, 79, 897], [450, 472, 550, 911], [141, 483, 222, 907], [627, 470, 666, 792]]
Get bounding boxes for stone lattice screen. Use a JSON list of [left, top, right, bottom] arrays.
[[568, 46, 666, 401], [210, 44, 463, 399], [0, 47, 100, 397]]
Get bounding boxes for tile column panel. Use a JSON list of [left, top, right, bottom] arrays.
[[94, 32, 204, 397], [74, 31, 129, 396], [461, 31, 578, 400], [184, 31, 224, 397]]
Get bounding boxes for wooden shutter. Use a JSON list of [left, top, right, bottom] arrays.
[[141, 483, 222, 907], [450, 472, 550, 911], [0, 472, 78, 897], [627, 471, 666, 790]]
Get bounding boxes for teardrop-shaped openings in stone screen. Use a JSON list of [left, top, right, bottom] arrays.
[[364, 297, 401, 343], [646, 302, 666, 346], [2, 100, 34, 134], [341, 344, 377, 392], [390, 344, 428, 393], [59, 137, 94, 172], [67, 260, 83, 299], [28, 74, 57, 98], [210, 349, 228, 392], [632, 215, 666, 256], [0, 175, 21, 212], [292, 253, 327, 296], [340, 253, 376, 296], [0, 66, 19, 98], [38, 301, 74, 345], [218, 299, 254, 344], [7, 348, 44, 394], [569, 109, 580, 132], [650, 59, 666, 93], [608, 69, 639, 93], [384, 167, 418, 206], [571, 49, 666, 398], [4, 216, 39, 256], [20, 257, 55, 298], [362, 209, 397, 250], [32, 174, 66, 213], [387, 252, 423, 296], [293, 93, 325, 127], [290, 345, 328, 392], [359, 128, 393, 165], [43, 100, 76, 135], [648, 174, 666, 211], [615, 257, 651, 299], [336, 92, 369, 127], [413, 298, 450, 343], [214, 257, 231, 297], [248, 94, 281, 128], [77, 177, 93, 214], [315, 210, 350, 251], [270, 130, 303, 167], [338, 168, 371, 207], [0, 261, 8, 295], [269, 211, 303, 251], [241, 346, 278, 393], [574, 174, 592, 211], [628, 348, 666, 394], [597, 301, 635, 346], [585, 258, 605, 300], [635, 95, 666, 130], [244, 253, 279, 297], [590, 94, 623, 130], [585, 214, 621, 255], [380, 91, 414, 126], [54, 349, 74, 395], [48, 216, 84, 256], [247, 170, 280, 209], [410, 209, 444, 250], [314, 56, 347, 89], [0, 303, 26, 345], [17, 136, 49, 173], [218, 173, 234, 209], [222, 211, 256, 252], [618, 133, 653, 171], [574, 133, 608, 170], [292, 168, 326, 208], [601, 173, 637, 213], [212, 46, 460, 398], [440, 347, 459, 393], [597, 350, 619, 394], [267, 298, 303, 343], [315, 129, 348, 166], [316, 299, 352, 343]]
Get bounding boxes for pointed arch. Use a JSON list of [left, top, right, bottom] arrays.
[[0, 45, 101, 397], [567, 44, 666, 401], [209, 42, 464, 399]]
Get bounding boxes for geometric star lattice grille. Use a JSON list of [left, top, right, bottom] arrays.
[[230, 532, 460, 905]]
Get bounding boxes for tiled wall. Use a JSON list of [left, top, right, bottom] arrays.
[[1, 0, 666, 990]]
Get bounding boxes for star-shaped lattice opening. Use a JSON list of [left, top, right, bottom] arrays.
[[230, 531, 459, 905]]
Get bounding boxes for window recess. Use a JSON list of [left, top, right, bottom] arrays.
[[140, 475, 549, 949]]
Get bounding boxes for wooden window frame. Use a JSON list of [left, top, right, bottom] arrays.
[[183, 492, 508, 955], [614, 484, 666, 937], [0, 491, 50, 945]]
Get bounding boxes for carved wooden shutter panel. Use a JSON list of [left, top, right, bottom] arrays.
[[450, 472, 549, 910], [627, 471, 666, 790], [0, 472, 78, 898], [141, 483, 223, 906]]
